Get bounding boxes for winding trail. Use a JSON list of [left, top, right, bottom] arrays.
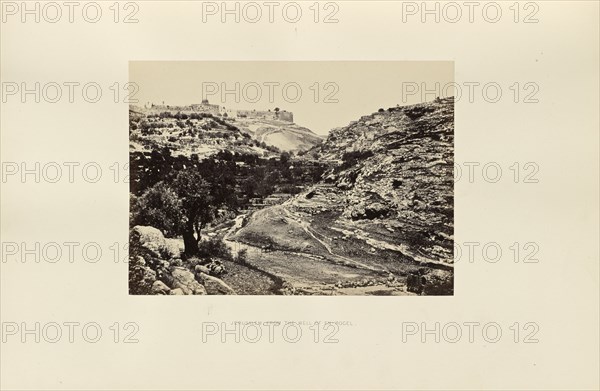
[[223, 204, 388, 275], [280, 207, 387, 273], [219, 205, 412, 295]]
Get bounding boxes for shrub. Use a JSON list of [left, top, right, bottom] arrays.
[[234, 249, 248, 265], [278, 184, 302, 194], [197, 238, 234, 262], [130, 182, 183, 237], [340, 150, 374, 169]]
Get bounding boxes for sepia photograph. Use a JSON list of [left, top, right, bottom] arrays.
[[2, 1, 599, 390], [128, 61, 454, 296]]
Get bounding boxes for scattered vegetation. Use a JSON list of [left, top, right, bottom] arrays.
[[130, 144, 327, 255], [234, 249, 248, 265], [340, 150, 374, 169]]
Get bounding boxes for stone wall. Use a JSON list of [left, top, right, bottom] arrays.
[[141, 102, 293, 122], [237, 109, 293, 122], [143, 102, 221, 116]]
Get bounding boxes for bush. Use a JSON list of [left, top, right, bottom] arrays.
[[234, 249, 248, 265], [130, 182, 183, 237], [278, 184, 302, 194], [183, 256, 203, 270], [197, 238, 234, 262], [340, 150, 374, 169]]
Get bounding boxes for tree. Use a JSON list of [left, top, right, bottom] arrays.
[[242, 177, 259, 197], [279, 151, 291, 165], [172, 170, 216, 256]]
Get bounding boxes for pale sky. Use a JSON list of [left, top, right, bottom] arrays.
[[130, 61, 453, 136]]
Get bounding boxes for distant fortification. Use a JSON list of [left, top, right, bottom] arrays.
[[236, 109, 293, 122], [144, 99, 221, 115], [142, 100, 294, 122]]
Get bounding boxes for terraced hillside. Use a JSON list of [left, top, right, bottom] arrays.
[[129, 106, 280, 158]]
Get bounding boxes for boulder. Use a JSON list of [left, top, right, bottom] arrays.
[[170, 259, 183, 267], [151, 280, 170, 295], [130, 225, 184, 261], [170, 266, 207, 295], [364, 202, 390, 219], [131, 226, 166, 257], [196, 272, 236, 295], [169, 288, 184, 295], [407, 268, 453, 295], [194, 264, 211, 275], [164, 238, 183, 259], [346, 200, 390, 220]]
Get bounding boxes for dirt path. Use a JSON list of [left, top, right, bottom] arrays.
[[280, 207, 389, 273], [222, 210, 405, 295]]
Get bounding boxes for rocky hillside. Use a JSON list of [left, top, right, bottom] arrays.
[[234, 117, 322, 153], [316, 97, 454, 264], [230, 97, 454, 294]]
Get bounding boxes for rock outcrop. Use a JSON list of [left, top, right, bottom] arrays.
[[129, 225, 234, 295], [130, 226, 168, 258], [315, 97, 454, 265], [170, 267, 207, 295], [151, 280, 170, 295], [196, 272, 236, 295], [406, 268, 453, 295]]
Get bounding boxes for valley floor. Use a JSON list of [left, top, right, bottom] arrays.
[[203, 184, 451, 295]]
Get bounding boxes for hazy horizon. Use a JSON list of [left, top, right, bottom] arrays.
[[130, 61, 454, 136]]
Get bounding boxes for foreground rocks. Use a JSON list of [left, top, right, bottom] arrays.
[[151, 280, 170, 295], [196, 272, 236, 295], [170, 267, 207, 295], [129, 225, 235, 295], [406, 268, 453, 295]]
